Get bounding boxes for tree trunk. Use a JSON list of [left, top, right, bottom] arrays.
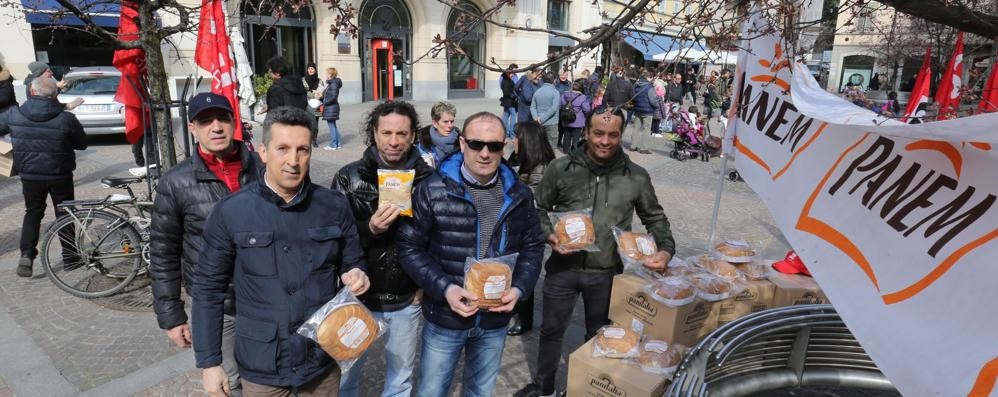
[[143, 45, 177, 170]]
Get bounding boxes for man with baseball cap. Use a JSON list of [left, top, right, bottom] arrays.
[[150, 92, 262, 396], [24, 61, 83, 110]]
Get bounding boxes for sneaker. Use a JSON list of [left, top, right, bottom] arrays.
[[639, 149, 653, 154], [323, 146, 338, 151], [651, 133, 664, 138], [16, 257, 32, 278], [513, 383, 546, 397]]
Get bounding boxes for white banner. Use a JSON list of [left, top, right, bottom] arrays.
[[725, 11, 998, 397]]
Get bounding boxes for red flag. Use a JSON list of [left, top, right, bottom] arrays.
[[112, 1, 145, 144], [934, 32, 964, 120], [902, 48, 931, 123], [195, 0, 243, 140], [978, 60, 997, 113]]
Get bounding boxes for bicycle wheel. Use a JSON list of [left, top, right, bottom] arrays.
[[40, 210, 143, 298]]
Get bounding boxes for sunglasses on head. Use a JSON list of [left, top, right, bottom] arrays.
[[463, 138, 504, 153]]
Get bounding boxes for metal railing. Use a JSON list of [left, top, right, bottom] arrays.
[[665, 305, 898, 396]]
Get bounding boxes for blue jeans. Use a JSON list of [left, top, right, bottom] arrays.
[[417, 321, 508, 397], [502, 106, 517, 138], [339, 304, 422, 397], [326, 120, 340, 148]]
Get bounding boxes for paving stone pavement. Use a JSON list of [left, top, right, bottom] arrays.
[[0, 98, 795, 396]]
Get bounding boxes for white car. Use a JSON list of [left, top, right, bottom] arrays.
[[58, 67, 126, 136]]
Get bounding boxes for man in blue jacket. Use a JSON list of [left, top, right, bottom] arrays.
[[515, 68, 540, 123], [398, 112, 545, 397], [0, 76, 87, 277], [530, 71, 561, 149], [192, 107, 370, 397]]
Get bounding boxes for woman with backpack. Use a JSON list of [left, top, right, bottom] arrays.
[[559, 80, 591, 153]]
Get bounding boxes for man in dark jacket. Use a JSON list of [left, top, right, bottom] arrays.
[[150, 92, 262, 396], [398, 112, 545, 397], [666, 73, 685, 104], [193, 107, 370, 397], [0, 76, 87, 277], [515, 68, 540, 123], [500, 64, 518, 138], [517, 107, 676, 397], [332, 100, 434, 397], [604, 66, 634, 109], [628, 70, 660, 154], [258, 57, 308, 114]]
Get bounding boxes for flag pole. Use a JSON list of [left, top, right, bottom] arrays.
[[707, 153, 728, 251]]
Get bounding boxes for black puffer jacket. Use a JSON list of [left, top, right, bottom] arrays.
[[398, 154, 546, 330], [0, 69, 16, 113], [149, 145, 262, 330], [500, 74, 517, 108], [321, 77, 342, 121], [0, 95, 86, 180], [266, 75, 308, 111], [605, 75, 634, 107], [331, 146, 434, 312]]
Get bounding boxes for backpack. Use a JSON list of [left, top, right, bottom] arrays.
[[560, 93, 580, 123]]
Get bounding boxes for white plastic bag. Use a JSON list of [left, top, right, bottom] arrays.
[[548, 208, 600, 252], [297, 287, 386, 373], [463, 253, 519, 309]]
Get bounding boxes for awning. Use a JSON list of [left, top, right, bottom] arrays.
[[620, 29, 706, 61], [20, 0, 120, 28]]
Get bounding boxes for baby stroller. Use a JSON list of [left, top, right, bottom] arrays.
[[668, 106, 710, 162]]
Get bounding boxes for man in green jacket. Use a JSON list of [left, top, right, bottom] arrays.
[[516, 106, 676, 397]]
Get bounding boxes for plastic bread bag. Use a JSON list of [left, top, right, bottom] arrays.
[[612, 226, 659, 274], [377, 169, 416, 217], [592, 324, 642, 359], [712, 239, 757, 263], [690, 272, 743, 301], [738, 260, 771, 280], [629, 340, 685, 376], [548, 208, 599, 252], [463, 253, 519, 309], [643, 276, 697, 307], [665, 256, 701, 277], [297, 287, 386, 373], [692, 253, 745, 282]]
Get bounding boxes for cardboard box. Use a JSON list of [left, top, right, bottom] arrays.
[[716, 279, 776, 327], [0, 137, 14, 177], [609, 274, 718, 346], [769, 272, 828, 307], [567, 338, 670, 397]]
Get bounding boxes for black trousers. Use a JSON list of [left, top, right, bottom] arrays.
[[536, 270, 614, 394], [562, 127, 583, 153], [20, 178, 75, 259]]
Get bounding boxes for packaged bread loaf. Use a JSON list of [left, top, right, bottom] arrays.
[[549, 209, 599, 252], [612, 226, 660, 276], [592, 325, 641, 358], [738, 260, 771, 280], [297, 288, 385, 372], [690, 273, 737, 301], [644, 276, 696, 307], [463, 254, 518, 309], [377, 169, 416, 216], [632, 340, 684, 376], [713, 240, 756, 263], [695, 254, 742, 281]]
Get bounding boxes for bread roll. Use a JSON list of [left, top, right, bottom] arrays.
[[618, 231, 657, 262], [692, 274, 731, 299], [714, 240, 756, 258], [703, 258, 740, 280], [464, 261, 512, 309], [650, 277, 695, 301], [637, 340, 683, 371], [594, 326, 640, 357], [316, 303, 379, 361], [554, 213, 595, 250]]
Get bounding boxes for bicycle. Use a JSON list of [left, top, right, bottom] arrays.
[[38, 166, 156, 298]]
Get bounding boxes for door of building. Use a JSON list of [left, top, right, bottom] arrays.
[[371, 39, 394, 100]]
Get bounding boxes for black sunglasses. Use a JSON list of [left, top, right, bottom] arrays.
[[464, 138, 504, 153]]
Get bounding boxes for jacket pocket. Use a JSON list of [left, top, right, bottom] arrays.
[[234, 232, 277, 277], [307, 225, 342, 266], [234, 315, 279, 374]]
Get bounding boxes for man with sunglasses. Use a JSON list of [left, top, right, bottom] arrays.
[[398, 112, 545, 397], [150, 92, 263, 396], [516, 106, 676, 397]]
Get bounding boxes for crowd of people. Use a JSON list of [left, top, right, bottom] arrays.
[[0, 55, 745, 397]]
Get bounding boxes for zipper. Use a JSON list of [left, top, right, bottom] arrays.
[[584, 175, 601, 270], [491, 196, 524, 255]]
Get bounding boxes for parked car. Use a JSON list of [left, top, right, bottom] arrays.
[[58, 67, 126, 136]]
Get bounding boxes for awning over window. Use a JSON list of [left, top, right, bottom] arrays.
[[20, 0, 120, 28], [620, 29, 706, 61]]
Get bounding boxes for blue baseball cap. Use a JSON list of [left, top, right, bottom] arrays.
[[187, 92, 233, 122]]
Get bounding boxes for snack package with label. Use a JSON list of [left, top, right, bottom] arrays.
[[629, 340, 685, 376], [297, 287, 386, 373], [612, 226, 659, 275], [592, 324, 642, 359], [463, 253, 519, 309], [713, 240, 756, 263], [692, 254, 744, 281], [643, 276, 696, 307], [690, 273, 742, 301], [377, 169, 416, 217], [549, 209, 599, 252]]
